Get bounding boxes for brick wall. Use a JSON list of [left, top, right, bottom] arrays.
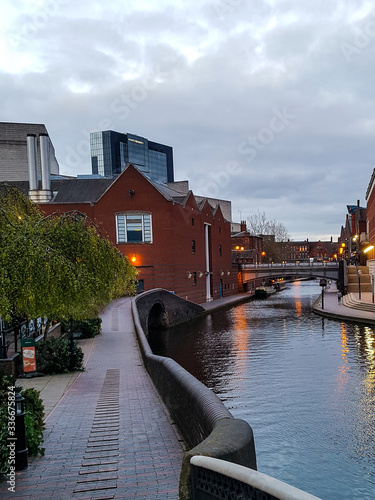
[[40, 166, 239, 304]]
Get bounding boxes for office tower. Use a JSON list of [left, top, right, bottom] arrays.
[[90, 130, 174, 183]]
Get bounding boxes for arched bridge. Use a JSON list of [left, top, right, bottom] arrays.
[[241, 262, 340, 284]]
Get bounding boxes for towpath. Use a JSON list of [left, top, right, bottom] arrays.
[[0, 297, 184, 499]]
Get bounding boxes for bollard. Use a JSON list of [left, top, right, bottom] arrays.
[[15, 393, 28, 471]]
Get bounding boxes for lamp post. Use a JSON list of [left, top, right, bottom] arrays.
[[320, 278, 327, 310], [357, 268, 361, 300], [15, 393, 28, 471]]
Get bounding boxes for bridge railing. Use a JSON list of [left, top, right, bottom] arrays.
[[191, 456, 322, 500], [242, 262, 339, 269]]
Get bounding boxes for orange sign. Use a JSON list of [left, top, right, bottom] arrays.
[[21, 339, 37, 373]]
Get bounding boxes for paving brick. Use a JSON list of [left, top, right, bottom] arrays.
[[0, 298, 183, 499]]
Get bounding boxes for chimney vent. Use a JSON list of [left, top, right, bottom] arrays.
[[27, 134, 38, 192]]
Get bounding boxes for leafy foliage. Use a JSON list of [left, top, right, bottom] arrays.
[[0, 375, 45, 473], [71, 318, 102, 338], [22, 388, 45, 456], [35, 337, 84, 374], [0, 185, 137, 322]]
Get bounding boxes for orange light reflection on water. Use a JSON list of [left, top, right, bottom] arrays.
[[232, 308, 249, 379], [336, 323, 350, 391], [293, 281, 302, 317]]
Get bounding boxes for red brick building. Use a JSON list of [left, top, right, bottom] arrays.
[[231, 221, 263, 263], [338, 201, 368, 262], [283, 239, 337, 262], [34, 165, 239, 304]]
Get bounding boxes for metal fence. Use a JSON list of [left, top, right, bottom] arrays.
[[0, 317, 49, 359]]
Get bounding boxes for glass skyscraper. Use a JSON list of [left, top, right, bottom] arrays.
[[90, 130, 174, 183]]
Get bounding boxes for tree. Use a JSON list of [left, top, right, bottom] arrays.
[[247, 210, 289, 262], [0, 185, 137, 323]]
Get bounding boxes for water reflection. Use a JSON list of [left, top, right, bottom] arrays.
[[152, 281, 375, 499], [337, 323, 350, 391]]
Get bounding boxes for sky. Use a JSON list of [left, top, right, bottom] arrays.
[[1, 0, 375, 241]]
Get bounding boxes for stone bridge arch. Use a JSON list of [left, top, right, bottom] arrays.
[[148, 301, 169, 330], [134, 288, 205, 335]]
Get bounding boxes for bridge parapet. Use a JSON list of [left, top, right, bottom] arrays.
[[242, 262, 339, 269], [241, 262, 340, 283]]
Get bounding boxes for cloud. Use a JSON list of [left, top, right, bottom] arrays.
[[1, 0, 374, 240]]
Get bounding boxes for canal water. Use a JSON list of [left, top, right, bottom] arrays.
[[150, 280, 375, 500]]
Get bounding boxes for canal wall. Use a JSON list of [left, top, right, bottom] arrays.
[[131, 291, 257, 500]]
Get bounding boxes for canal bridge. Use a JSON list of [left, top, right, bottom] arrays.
[[241, 262, 340, 286]]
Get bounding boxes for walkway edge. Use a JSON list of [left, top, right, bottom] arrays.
[[131, 295, 257, 500]]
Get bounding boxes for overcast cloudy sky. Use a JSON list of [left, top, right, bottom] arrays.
[[1, 0, 375, 240]]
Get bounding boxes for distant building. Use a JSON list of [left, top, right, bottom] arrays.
[[0, 122, 59, 182], [283, 239, 337, 262], [338, 200, 367, 262], [90, 130, 174, 183], [231, 221, 263, 264]]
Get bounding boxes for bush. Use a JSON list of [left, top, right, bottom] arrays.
[[22, 388, 45, 457], [75, 318, 102, 338], [60, 317, 102, 338], [36, 337, 84, 374], [0, 375, 45, 474]]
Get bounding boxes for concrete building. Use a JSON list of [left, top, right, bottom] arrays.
[[90, 130, 174, 183], [0, 122, 59, 183]]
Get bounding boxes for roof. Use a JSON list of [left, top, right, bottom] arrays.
[[5, 178, 113, 204], [51, 179, 113, 203], [3, 164, 233, 220]]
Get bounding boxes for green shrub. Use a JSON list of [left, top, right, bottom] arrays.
[[22, 388, 45, 456], [0, 374, 13, 473], [60, 317, 102, 338], [77, 317, 102, 338], [0, 375, 45, 474], [36, 337, 84, 374]]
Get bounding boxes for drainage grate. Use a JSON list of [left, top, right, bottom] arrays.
[[73, 369, 120, 498]]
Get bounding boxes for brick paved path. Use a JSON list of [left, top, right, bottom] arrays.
[[1, 297, 184, 499]]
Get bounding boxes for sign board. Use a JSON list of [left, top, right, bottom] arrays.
[[21, 338, 37, 373]]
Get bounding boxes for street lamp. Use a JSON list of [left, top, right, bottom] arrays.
[[15, 393, 28, 471], [357, 268, 361, 300], [320, 278, 327, 309]]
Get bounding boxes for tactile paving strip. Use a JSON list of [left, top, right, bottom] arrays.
[[73, 369, 120, 499]]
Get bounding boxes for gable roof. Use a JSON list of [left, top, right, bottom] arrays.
[[3, 164, 233, 221]]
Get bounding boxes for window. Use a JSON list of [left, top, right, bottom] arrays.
[[192, 217, 195, 226], [219, 244, 222, 256], [116, 213, 152, 243], [136, 280, 144, 293], [192, 272, 197, 285], [192, 240, 196, 253]]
